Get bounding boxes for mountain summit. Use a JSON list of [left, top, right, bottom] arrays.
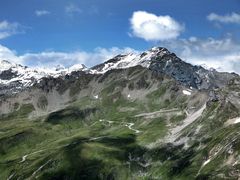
[[1, 47, 237, 96], [93, 47, 237, 89]]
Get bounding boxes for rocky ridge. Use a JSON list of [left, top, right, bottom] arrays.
[[0, 47, 238, 96]]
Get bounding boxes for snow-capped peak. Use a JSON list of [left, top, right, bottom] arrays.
[[91, 47, 170, 74], [68, 64, 88, 72], [0, 60, 26, 72], [55, 64, 65, 71], [0, 60, 90, 94]]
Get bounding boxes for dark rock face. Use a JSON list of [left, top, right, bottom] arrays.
[[35, 71, 95, 94], [0, 69, 18, 80], [209, 90, 220, 102], [149, 52, 202, 89], [0, 81, 27, 98], [136, 76, 150, 89], [148, 48, 238, 90]]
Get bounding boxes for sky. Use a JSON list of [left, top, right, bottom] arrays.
[[0, 0, 240, 73]]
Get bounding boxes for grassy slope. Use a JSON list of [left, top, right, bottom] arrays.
[[1, 73, 239, 180]]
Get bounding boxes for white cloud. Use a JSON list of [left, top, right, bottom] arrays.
[[35, 10, 50, 17], [130, 11, 184, 41], [21, 47, 137, 68], [0, 44, 137, 68], [162, 37, 240, 74], [0, 38, 240, 74], [0, 20, 23, 39], [0, 44, 20, 63], [19, 51, 89, 68], [187, 54, 240, 73], [65, 3, 82, 15], [207, 12, 240, 24]]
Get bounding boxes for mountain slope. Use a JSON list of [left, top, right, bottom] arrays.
[[1, 47, 237, 96], [0, 60, 89, 96], [0, 47, 239, 179]]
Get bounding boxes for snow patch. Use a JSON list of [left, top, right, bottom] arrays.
[[182, 90, 192, 96], [234, 118, 240, 124], [99, 119, 114, 124], [32, 159, 52, 177], [203, 159, 211, 166], [225, 117, 240, 126]]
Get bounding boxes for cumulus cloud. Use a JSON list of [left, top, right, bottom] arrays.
[[1, 38, 240, 74], [207, 12, 240, 24], [162, 37, 240, 74], [130, 11, 184, 41], [35, 10, 50, 17], [65, 3, 82, 15], [0, 44, 20, 63], [0, 44, 137, 68], [0, 20, 23, 39], [19, 52, 89, 68]]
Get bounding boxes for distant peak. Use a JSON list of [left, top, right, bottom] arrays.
[[0, 60, 12, 64], [150, 46, 169, 52], [0, 59, 26, 68], [55, 64, 65, 71], [148, 47, 172, 58], [68, 64, 88, 72], [0, 59, 22, 72], [0, 60, 17, 67]]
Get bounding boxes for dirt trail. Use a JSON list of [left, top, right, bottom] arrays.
[[20, 150, 44, 163], [134, 108, 181, 118], [98, 119, 141, 134], [125, 123, 141, 133]]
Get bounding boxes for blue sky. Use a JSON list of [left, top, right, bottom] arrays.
[[0, 0, 240, 73]]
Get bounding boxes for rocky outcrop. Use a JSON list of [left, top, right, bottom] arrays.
[[148, 47, 238, 90]]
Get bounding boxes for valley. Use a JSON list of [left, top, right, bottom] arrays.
[[0, 47, 239, 179]]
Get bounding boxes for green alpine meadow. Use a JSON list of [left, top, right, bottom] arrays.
[[0, 47, 240, 179]]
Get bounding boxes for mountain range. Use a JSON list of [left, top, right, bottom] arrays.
[[0, 47, 240, 179]]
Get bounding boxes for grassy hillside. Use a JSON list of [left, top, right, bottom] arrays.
[[0, 68, 239, 180]]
